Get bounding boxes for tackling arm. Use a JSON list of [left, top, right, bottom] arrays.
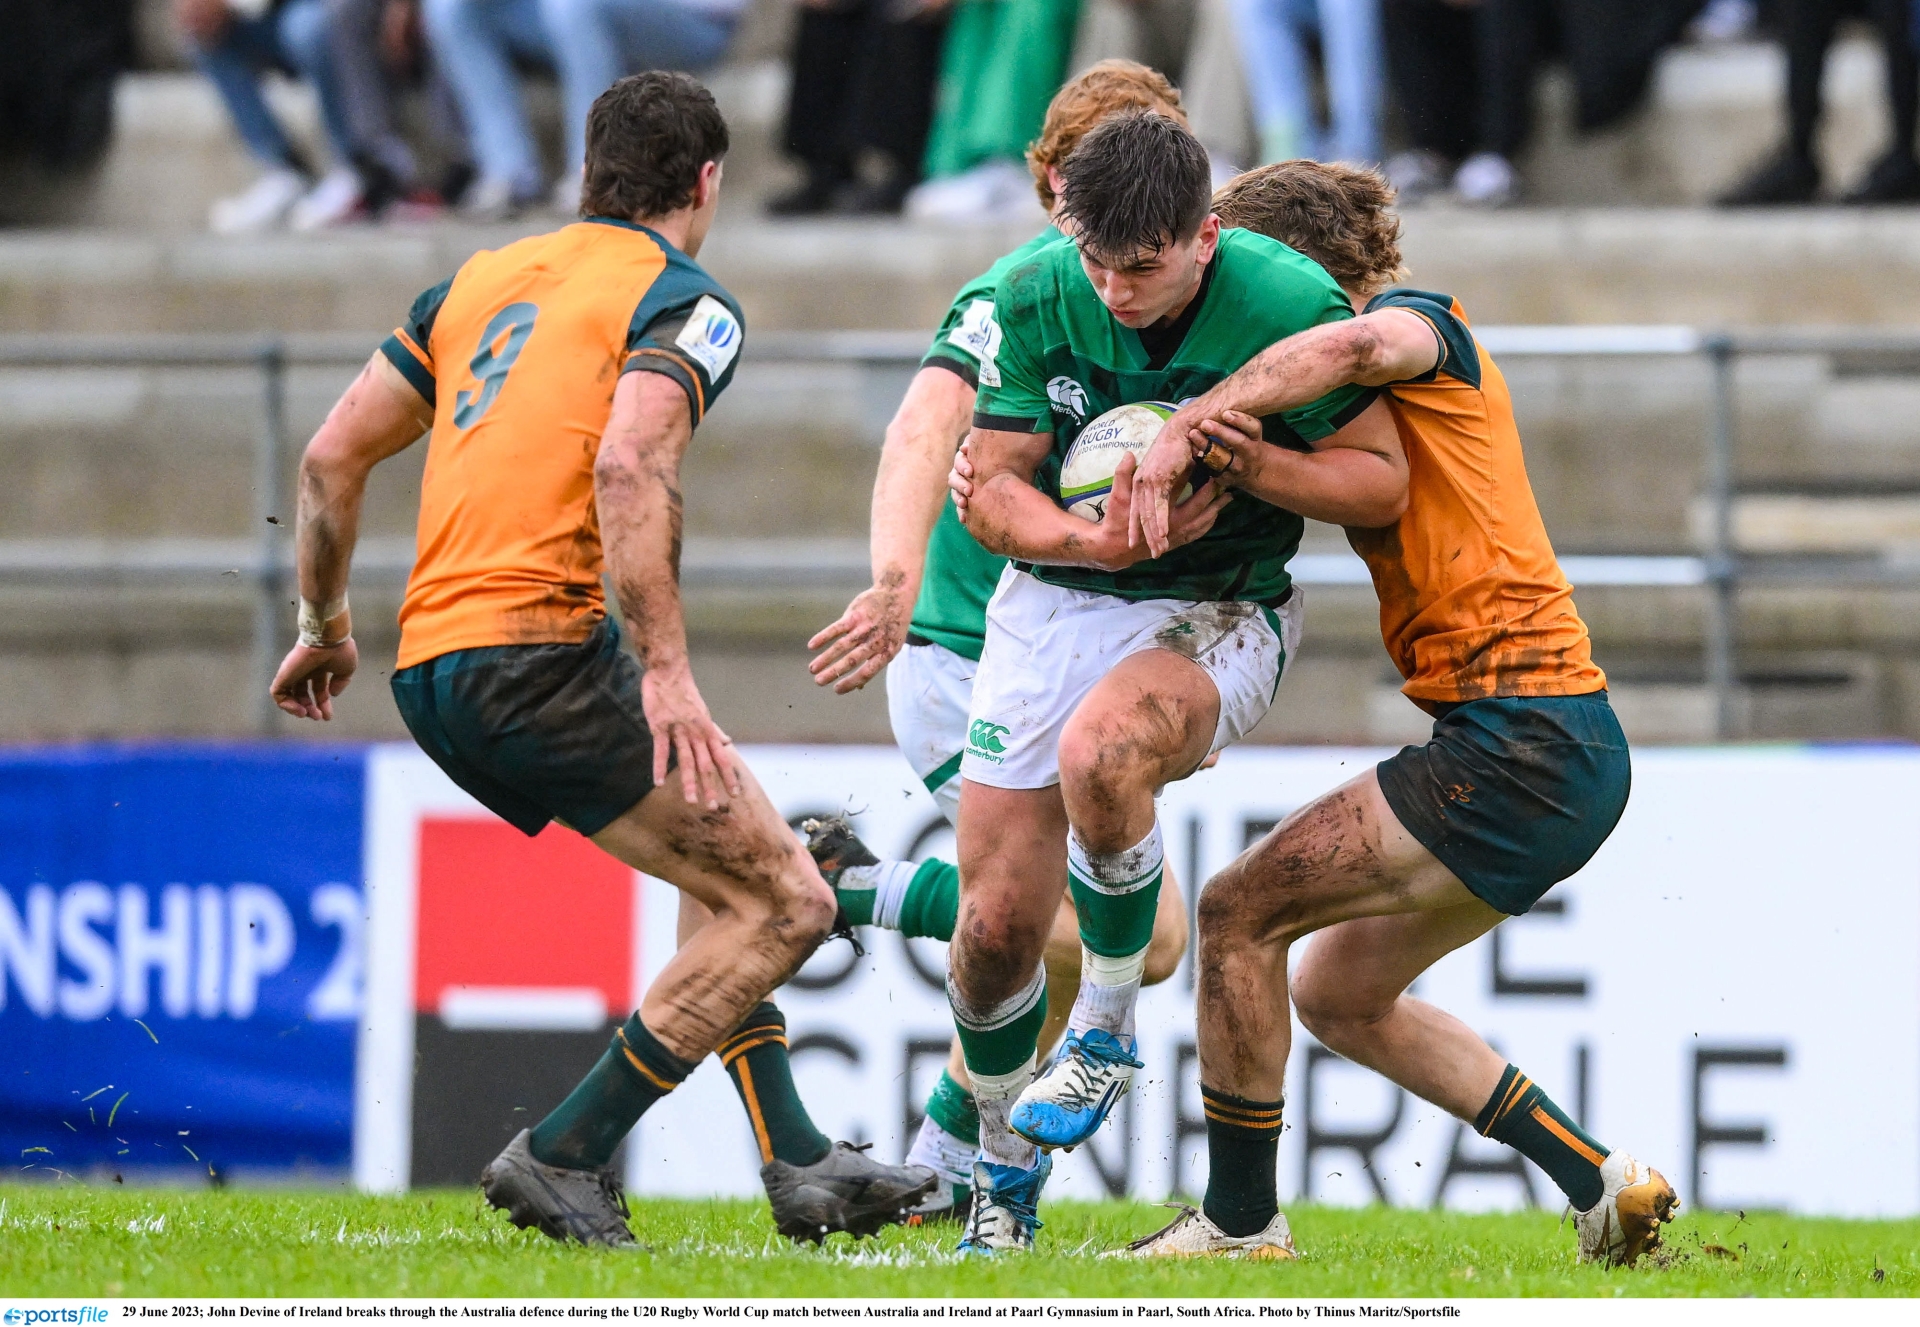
[[1198, 396, 1409, 528], [807, 365, 974, 693], [269, 353, 432, 721], [1132, 308, 1438, 552], [595, 370, 743, 810]]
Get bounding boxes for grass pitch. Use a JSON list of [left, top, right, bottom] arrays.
[[0, 1186, 1913, 1298]]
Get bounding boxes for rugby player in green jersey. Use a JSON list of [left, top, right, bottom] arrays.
[[805, 62, 1192, 1222], [947, 111, 1409, 1252]]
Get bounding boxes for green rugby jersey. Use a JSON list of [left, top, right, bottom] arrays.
[[906, 226, 1062, 661], [974, 227, 1374, 605]]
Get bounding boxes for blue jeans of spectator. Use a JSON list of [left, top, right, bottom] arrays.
[[424, 0, 733, 197], [190, 0, 357, 173], [1228, 0, 1381, 165]]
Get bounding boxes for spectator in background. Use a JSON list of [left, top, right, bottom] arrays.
[[1380, 0, 1476, 201], [424, 0, 743, 219], [907, 0, 1081, 219], [1721, 0, 1920, 203], [1227, 0, 1382, 168], [178, 0, 366, 232], [769, 0, 949, 215], [327, 0, 475, 214]]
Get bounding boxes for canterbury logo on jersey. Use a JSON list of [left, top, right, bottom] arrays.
[[1047, 376, 1090, 422], [967, 719, 1010, 760]]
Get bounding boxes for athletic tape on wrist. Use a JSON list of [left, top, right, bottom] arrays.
[[297, 594, 351, 648]]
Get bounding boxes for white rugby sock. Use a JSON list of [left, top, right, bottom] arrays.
[[1068, 945, 1148, 1040], [905, 1117, 977, 1189], [968, 1059, 1039, 1170], [835, 859, 917, 930]]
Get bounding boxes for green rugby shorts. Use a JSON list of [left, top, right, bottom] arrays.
[[390, 617, 663, 837], [1375, 691, 1630, 915]]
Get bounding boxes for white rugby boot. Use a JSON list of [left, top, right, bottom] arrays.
[[1116, 1203, 1297, 1260], [955, 1154, 1050, 1255], [1574, 1151, 1679, 1266], [1009, 1028, 1141, 1150]]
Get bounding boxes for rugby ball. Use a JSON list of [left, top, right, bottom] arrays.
[[1058, 401, 1192, 522]]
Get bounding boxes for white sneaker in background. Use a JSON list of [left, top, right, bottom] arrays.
[[1688, 0, 1757, 43], [287, 166, 366, 232], [550, 171, 583, 216], [459, 174, 523, 223], [1385, 149, 1450, 204], [1453, 151, 1519, 207], [208, 168, 307, 236], [906, 158, 1039, 223]]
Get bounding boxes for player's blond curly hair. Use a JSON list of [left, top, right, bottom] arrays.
[[1212, 160, 1409, 300], [1027, 60, 1187, 213]]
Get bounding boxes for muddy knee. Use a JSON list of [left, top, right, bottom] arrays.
[[759, 867, 835, 954], [1057, 720, 1145, 821]]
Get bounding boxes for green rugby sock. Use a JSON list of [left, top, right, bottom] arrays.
[[1476, 1064, 1608, 1211], [1200, 1086, 1284, 1237], [719, 1003, 832, 1168], [950, 966, 1048, 1076], [836, 859, 960, 939], [1067, 824, 1163, 959], [923, 1069, 980, 1146], [529, 1012, 693, 1169]]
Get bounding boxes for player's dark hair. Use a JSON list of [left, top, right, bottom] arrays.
[[580, 71, 729, 222], [1058, 110, 1211, 266]]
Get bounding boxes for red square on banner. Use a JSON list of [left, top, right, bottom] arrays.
[[414, 819, 635, 1015]]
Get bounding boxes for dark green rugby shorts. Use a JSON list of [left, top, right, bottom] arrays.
[[390, 617, 662, 837], [1374, 690, 1630, 915]]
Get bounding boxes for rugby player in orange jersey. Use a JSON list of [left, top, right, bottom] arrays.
[[267, 71, 933, 1247], [1114, 160, 1678, 1263]]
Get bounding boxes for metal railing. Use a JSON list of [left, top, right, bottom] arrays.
[[2, 327, 1917, 737]]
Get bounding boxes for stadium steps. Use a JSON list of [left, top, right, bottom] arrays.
[[4, 33, 1906, 226]]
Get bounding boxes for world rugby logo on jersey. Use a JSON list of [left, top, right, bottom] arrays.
[[674, 295, 742, 380], [949, 300, 1001, 364], [1047, 376, 1090, 422]]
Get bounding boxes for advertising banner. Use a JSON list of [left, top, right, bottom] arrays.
[[0, 746, 365, 1178], [7, 740, 1917, 1217], [362, 743, 1920, 1217]]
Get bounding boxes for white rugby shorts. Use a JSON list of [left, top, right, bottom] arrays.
[[886, 638, 976, 825], [961, 567, 1303, 791]]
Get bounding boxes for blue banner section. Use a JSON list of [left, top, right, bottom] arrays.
[[0, 745, 367, 1177]]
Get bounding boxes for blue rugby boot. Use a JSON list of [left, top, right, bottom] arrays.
[[1009, 1028, 1143, 1151], [956, 1153, 1051, 1255]]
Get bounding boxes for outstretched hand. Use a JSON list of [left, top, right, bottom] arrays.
[[642, 663, 744, 810], [270, 640, 358, 721], [808, 580, 912, 693]]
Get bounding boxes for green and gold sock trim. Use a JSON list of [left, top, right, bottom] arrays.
[[718, 1003, 832, 1168], [1201, 1085, 1284, 1239], [1475, 1063, 1609, 1210]]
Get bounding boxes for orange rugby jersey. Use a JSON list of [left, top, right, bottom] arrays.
[[380, 218, 744, 670], [1345, 289, 1605, 709]]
